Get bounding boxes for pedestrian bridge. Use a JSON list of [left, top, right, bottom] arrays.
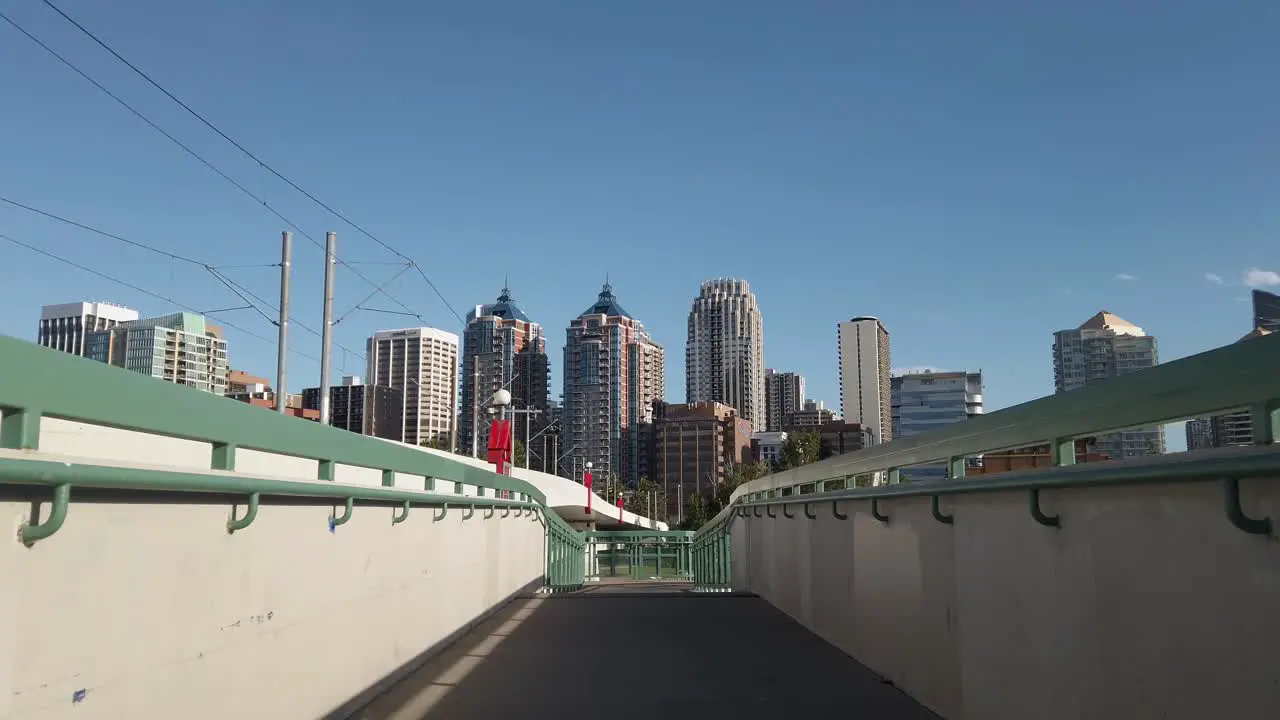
[[2, 331, 1279, 719]]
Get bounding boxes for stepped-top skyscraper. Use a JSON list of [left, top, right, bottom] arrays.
[[563, 282, 664, 487], [685, 278, 766, 431], [1052, 311, 1162, 458], [460, 286, 550, 459], [837, 317, 892, 443]]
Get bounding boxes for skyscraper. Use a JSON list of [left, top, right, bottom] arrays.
[[764, 369, 805, 432], [891, 370, 984, 480], [1053, 311, 1163, 458], [685, 278, 766, 431], [1253, 289, 1280, 332], [366, 327, 459, 448], [837, 317, 892, 444], [39, 301, 139, 356], [459, 286, 549, 457], [563, 282, 664, 488], [1186, 324, 1272, 451], [84, 311, 229, 395]]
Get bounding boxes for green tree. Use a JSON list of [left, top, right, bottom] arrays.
[[420, 436, 452, 452], [778, 430, 821, 470], [677, 494, 710, 530], [625, 476, 666, 518], [716, 461, 768, 508], [513, 440, 526, 468]]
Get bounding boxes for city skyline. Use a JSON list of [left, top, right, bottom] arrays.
[[2, 2, 1273, 443], [28, 286, 1256, 458]]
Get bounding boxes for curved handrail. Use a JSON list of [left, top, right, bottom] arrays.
[[729, 331, 1280, 506], [0, 336, 543, 502]]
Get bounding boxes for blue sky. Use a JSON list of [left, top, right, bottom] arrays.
[[1, 1, 1276, 446]]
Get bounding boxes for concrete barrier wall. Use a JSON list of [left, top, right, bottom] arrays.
[[732, 476, 1280, 720], [0, 418, 546, 719]]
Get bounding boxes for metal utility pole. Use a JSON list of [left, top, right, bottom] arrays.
[[275, 231, 292, 412], [470, 364, 480, 458], [318, 232, 337, 425]]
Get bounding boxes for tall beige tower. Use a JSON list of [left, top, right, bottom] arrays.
[[366, 327, 459, 448], [837, 316, 891, 444]]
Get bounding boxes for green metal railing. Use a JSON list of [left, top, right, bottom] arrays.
[[0, 336, 585, 590], [584, 531, 694, 581], [692, 331, 1280, 589]]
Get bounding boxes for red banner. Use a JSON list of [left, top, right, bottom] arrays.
[[584, 471, 593, 514], [616, 495, 624, 521], [486, 419, 513, 498]]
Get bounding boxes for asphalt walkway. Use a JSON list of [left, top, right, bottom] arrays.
[[352, 582, 938, 719]]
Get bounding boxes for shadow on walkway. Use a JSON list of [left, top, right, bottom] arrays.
[[353, 584, 938, 720]]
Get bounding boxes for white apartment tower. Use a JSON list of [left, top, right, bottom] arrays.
[[366, 327, 459, 448], [837, 317, 892, 443], [39, 301, 139, 356], [685, 278, 766, 431]]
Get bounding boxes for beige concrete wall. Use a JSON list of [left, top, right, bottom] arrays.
[[0, 497, 544, 720], [0, 417, 546, 719], [732, 477, 1280, 720]]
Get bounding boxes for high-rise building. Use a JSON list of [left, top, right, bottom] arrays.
[[685, 278, 766, 431], [1253, 289, 1280, 332], [764, 369, 805, 432], [366, 327, 459, 448], [1053, 311, 1163, 458], [563, 282, 664, 488], [303, 376, 404, 442], [459, 286, 550, 457], [652, 402, 752, 522], [1185, 417, 1215, 451], [782, 399, 837, 429], [891, 370, 984, 480], [85, 312, 229, 395], [39, 301, 139, 356], [837, 317, 891, 443], [1186, 326, 1273, 451]]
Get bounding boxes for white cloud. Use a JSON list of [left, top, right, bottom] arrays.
[[1205, 272, 1224, 285], [1115, 273, 1136, 282], [892, 366, 940, 376], [1243, 268, 1280, 287]]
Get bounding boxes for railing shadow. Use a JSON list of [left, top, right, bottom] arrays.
[[322, 579, 545, 720]]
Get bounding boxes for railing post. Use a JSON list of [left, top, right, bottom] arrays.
[[1050, 437, 1076, 466], [0, 406, 41, 450], [211, 442, 236, 471], [1251, 401, 1278, 445]]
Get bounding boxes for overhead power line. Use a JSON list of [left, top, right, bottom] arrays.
[[0, 9, 435, 328], [0, 229, 321, 363], [37, 0, 466, 325], [0, 194, 368, 360]]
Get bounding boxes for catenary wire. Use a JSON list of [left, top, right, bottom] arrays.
[[0, 9, 436, 327], [36, 0, 465, 325]]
